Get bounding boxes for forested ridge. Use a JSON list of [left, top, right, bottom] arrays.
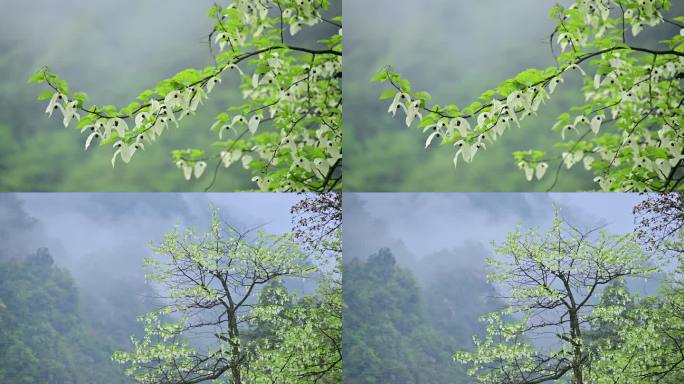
[[0, 248, 134, 383], [344, 248, 500, 383]]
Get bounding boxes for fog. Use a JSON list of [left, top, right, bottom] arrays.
[[2, 0, 218, 105], [344, 192, 650, 288], [0, 192, 303, 314]]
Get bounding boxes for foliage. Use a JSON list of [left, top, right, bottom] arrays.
[[113, 203, 341, 384], [634, 192, 684, 250], [30, 1, 341, 192], [591, 193, 684, 383], [0, 248, 130, 383], [375, 0, 684, 191], [247, 192, 342, 383], [455, 211, 654, 384]]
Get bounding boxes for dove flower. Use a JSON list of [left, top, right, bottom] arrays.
[[327, 147, 342, 166], [252, 175, 270, 191], [530, 87, 549, 111], [388, 92, 409, 117], [573, 115, 588, 126], [61, 101, 80, 127], [518, 162, 535, 181], [424, 130, 443, 148], [241, 155, 253, 170], [176, 160, 193, 180], [84, 130, 101, 150], [194, 161, 207, 179], [291, 156, 312, 172], [423, 119, 447, 135], [225, 63, 244, 76], [404, 100, 422, 127], [449, 117, 470, 137], [164, 90, 185, 110], [556, 33, 572, 52], [45, 93, 67, 116], [281, 135, 298, 152], [290, 21, 303, 36], [248, 114, 262, 134], [105, 118, 128, 139], [548, 76, 564, 94], [185, 86, 206, 113], [256, 72, 277, 88], [231, 115, 247, 128], [453, 140, 477, 166], [561, 124, 575, 140], [476, 112, 492, 127], [565, 64, 586, 76], [599, 72, 619, 89], [214, 32, 229, 51], [623, 135, 639, 154], [535, 163, 548, 180], [590, 115, 603, 134], [632, 156, 653, 172], [135, 112, 150, 128], [111, 140, 143, 167], [215, 123, 232, 140], [665, 139, 682, 158], [562, 151, 582, 169], [206, 76, 221, 94], [506, 91, 527, 110], [312, 158, 329, 175], [593, 176, 612, 191], [220, 150, 242, 168]]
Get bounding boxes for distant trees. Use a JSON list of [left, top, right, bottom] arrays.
[[0, 248, 130, 384], [344, 248, 436, 383], [344, 247, 501, 383], [114, 194, 341, 384]]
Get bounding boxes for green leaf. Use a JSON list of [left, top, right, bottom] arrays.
[[379, 89, 398, 100]]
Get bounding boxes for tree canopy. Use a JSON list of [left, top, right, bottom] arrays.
[[113, 194, 341, 384]]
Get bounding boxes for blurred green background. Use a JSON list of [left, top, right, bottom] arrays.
[[0, 0, 254, 191], [343, 0, 681, 191]]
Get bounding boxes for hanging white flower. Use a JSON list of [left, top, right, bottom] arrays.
[[193, 161, 207, 179], [548, 76, 564, 94], [248, 115, 262, 134], [590, 115, 603, 134], [535, 163, 548, 180]]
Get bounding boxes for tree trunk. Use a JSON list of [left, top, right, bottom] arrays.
[[569, 309, 584, 384], [228, 309, 242, 384]]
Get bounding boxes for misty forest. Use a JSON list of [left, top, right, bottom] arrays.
[[344, 193, 684, 383], [0, 193, 341, 383]]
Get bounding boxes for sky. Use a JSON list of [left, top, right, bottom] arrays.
[[0, 193, 303, 301], [344, 193, 645, 264]]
